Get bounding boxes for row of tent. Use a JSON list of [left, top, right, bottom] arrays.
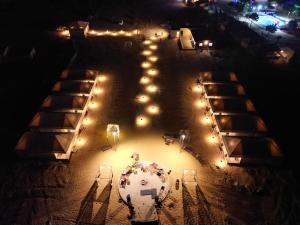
[[199, 72, 282, 165], [15, 69, 100, 160]]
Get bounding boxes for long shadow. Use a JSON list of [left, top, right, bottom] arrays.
[[195, 184, 217, 225], [182, 184, 198, 225]]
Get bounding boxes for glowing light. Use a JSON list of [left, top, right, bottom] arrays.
[[125, 32, 132, 36], [201, 116, 212, 125], [89, 30, 96, 35], [203, 40, 209, 46], [149, 45, 158, 50], [119, 30, 125, 34], [142, 50, 152, 56], [89, 101, 99, 109], [98, 75, 108, 82], [207, 134, 218, 144], [136, 115, 150, 127], [147, 69, 158, 76], [215, 159, 226, 169], [148, 56, 158, 62], [76, 137, 86, 147], [141, 61, 152, 69], [194, 99, 206, 108], [150, 36, 157, 41], [136, 94, 150, 104], [106, 30, 110, 34], [97, 32, 104, 36], [61, 30, 70, 37], [192, 85, 203, 93], [83, 117, 93, 126], [94, 87, 104, 95], [145, 84, 158, 93], [140, 76, 151, 85], [143, 40, 152, 45], [111, 32, 118, 36], [146, 105, 160, 115]]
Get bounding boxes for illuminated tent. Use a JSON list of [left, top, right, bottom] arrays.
[[60, 69, 98, 82], [29, 112, 81, 133], [199, 71, 238, 84], [15, 132, 75, 160], [208, 98, 256, 115], [222, 135, 282, 164], [52, 80, 94, 95], [41, 95, 89, 113], [215, 114, 268, 136], [204, 83, 246, 98]]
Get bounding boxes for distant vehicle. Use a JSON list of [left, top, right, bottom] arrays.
[[266, 25, 277, 33], [247, 13, 259, 21]]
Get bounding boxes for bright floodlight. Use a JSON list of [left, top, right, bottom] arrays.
[[207, 134, 218, 144], [135, 115, 150, 127], [83, 117, 93, 126], [140, 76, 151, 85], [76, 137, 86, 147], [142, 50, 152, 56], [215, 159, 226, 169], [136, 94, 150, 104], [145, 84, 158, 93], [148, 56, 158, 62], [141, 61, 152, 68], [147, 69, 158, 76], [146, 104, 160, 115], [94, 87, 104, 95]]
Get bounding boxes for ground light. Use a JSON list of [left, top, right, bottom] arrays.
[[107, 124, 120, 149], [89, 101, 100, 109], [136, 94, 150, 104], [148, 56, 158, 62], [143, 40, 152, 45], [146, 104, 160, 115], [145, 84, 158, 94], [83, 117, 93, 126], [201, 116, 212, 125], [149, 45, 158, 50], [142, 50, 152, 56], [140, 76, 151, 85], [94, 87, 104, 95], [192, 85, 203, 93], [135, 115, 150, 127], [76, 137, 86, 147], [215, 159, 226, 169], [141, 61, 152, 69], [147, 69, 159, 76], [207, 134, 218, 144], [194, 99, 206, 109], [98, 75, 108, 82]]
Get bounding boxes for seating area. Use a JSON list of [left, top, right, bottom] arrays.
[[15, 69, 100, 160], [198, 71, 282, 165]]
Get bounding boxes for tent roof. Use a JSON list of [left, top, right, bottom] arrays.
[[223, 136, 282, 158], [29, 112, 81, 130], [204, 83, 246, 97], [199, 72, 238, 83], [41, 95, 88, 111], [15, 132, 74, 154], [209, 98, 256, 113], [60, 69, 98, 81], [52, 81, 93, 94], [215, 114, 268, 134]]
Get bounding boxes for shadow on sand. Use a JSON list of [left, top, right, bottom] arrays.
[[76, 181, 112, 225]]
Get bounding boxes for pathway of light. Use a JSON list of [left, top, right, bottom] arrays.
[[194, 99, 206, 109], [192, 85, 203, 93], [147, 68, 159, 76], [98, 75, 108, 82], [141, 61, 152, 69], [142, 50, 152, 56], [145, 84, 158, 94], [149, 45, 158, 50], [143, 40, 152, 45]]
